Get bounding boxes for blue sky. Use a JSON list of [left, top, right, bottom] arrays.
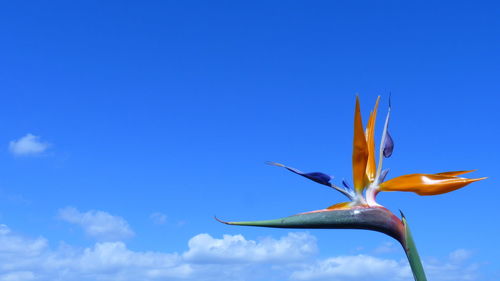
[[0, 1, 499, 280]]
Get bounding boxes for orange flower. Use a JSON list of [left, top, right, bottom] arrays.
[[263, 96, 485, 207]]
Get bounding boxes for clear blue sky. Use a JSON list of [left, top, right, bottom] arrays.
[[0, 1, 498, 280]]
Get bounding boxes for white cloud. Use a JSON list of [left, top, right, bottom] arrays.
[[290, 254, 411, 281], [9, 134, 50, 156], [0, 225, 190, 281], [0, 271, 35, 281], [183, 232, 317, 263], [290, 249, 481, 281], [0, 222, 483, 281], [0, 224, 48, 258], [425, 249, 479, 281], [373, 241, 399, 254], [0, 224, 316, 281], [150, 212, 167, 225], [62, 241, 192, 279], [58, 207, 134, 241], [448, 249, 472, 263]]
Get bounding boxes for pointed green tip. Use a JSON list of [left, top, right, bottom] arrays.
[[215, 215, 287, 227], [214, 216, 230, 225], [399, 209, 406, 220]]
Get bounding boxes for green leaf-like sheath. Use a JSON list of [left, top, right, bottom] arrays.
[[217, 206, 404, 243], [402, 215, 428, 281]]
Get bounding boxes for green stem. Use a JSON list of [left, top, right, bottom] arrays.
[[401, 215, 428, 281]]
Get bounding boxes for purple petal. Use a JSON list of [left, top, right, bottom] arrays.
[[300, 172, 332, 186], [342, 179, 352, 190], [383, 131, 394, 158], [381, 96, 394, 158], [379, 169, 390, 183], [267, 161, 332, 187]]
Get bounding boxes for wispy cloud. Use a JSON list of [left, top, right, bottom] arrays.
[[448, 249, 473, 263], [0, 271, 35, 281], [150, 212, 167, 225], [426, 249, 479, 281], [373, 241, 399, 254], [290, 249, 481, 281], [0, 224, 47, 256], [58, 207, 134, 241], [9, 134, 50, 156], [290, 254, 411, 281]]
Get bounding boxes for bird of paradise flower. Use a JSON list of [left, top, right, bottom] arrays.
[[217, 96, 485, 281]]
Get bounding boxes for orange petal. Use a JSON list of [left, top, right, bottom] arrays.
[[379, 173, 486, 196], [365, 96, 380, 182], [352, 96, 369, 193], [326, 202, 352, 210], [436, 170, 476, 177]]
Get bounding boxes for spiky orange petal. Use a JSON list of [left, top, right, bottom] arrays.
[[379, 173, 486, 196], [436, 170, 476, 177], [365, 96, 380, 183], [326, 202, 352, 210], [352, 96, 369, 194]]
